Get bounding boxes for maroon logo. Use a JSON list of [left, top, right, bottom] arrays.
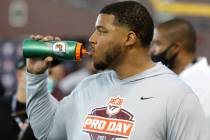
[[83, 96, 135, 140]]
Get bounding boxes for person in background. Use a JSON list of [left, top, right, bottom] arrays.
[[0, 57, 37, 140], [0, 81, 5, 97], [48, 59, 66, 100], [150, 18, 210, 125], [58, 57, 96, 95], [26, 1, 209, 140]]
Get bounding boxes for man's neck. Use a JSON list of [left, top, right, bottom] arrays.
[[173, 53, 196, 74], [112, 48, 155, 80]]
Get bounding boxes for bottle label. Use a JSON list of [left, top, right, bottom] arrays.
[[52, 41, 66, 56]]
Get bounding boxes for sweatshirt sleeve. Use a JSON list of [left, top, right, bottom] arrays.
[[167, 93, 210, 140], [26, 71, 67, 140]]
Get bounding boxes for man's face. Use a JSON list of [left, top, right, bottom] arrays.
[[150, 28, 171, 56], [89, 14, 129, 70], [150, 28, 180, 69]]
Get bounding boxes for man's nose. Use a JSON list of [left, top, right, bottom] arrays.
[[89, 32, 96, 45]]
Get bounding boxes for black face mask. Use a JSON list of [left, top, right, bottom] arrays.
[[151, 44, 178, 69]]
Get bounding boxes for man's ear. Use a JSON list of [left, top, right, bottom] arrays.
[[125, 31, 137, 47], [167, 41, 181, 57], [172, 41, 181, 53]]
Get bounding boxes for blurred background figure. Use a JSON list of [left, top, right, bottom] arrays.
[[48, 59, 66, 100], [0, 81, 6, 97], [0, 57, 37, 140], [150, 18, 210, 124], [58, 57, 96, 95]]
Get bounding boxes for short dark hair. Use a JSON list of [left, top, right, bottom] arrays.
[[100, 1, 154, 47], [158, 18, 196, 53]]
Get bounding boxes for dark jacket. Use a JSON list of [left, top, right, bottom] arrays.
[[0, 95, 36, 140]]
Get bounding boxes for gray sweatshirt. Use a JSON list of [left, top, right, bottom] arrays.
[[26, 63, 209, 140]]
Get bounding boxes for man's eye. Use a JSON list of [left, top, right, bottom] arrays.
[[98, 29, 107, 34], [99, 30, 104, 33]]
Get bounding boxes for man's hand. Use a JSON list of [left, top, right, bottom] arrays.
[[26, 35, 61, 74]]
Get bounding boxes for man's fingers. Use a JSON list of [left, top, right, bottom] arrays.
[[30, 34, 36, 39], [29, 34, 61, 41], [45, 56, 53, 67], [55, 37, 61, 41], [45, 56, 53, 62], [35, 35, 44, 40], [29, 34, 44, 40], [42, 35, 54, 42]]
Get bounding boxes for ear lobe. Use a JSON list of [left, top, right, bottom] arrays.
[[125, 31, 137, 46]]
